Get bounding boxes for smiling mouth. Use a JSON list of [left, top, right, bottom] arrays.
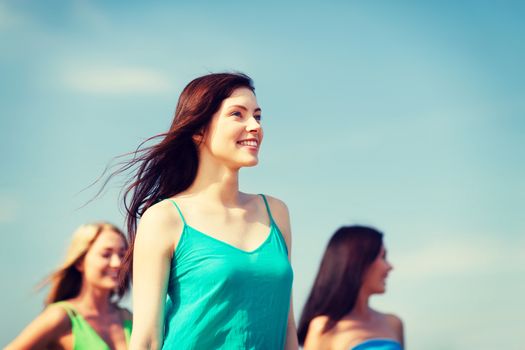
[[237, 139, 258, 148], [106, 271, 119, 279]]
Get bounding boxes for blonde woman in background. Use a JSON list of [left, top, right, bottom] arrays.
[[5, 222, 132, 350]]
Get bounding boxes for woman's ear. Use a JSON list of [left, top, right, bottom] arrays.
[[75, 259, 84, 272], [192, 129, 205, 144]]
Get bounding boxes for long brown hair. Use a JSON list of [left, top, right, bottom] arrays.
[[112, 72, 255, 282], [40, 222, 130, 305], [297, 226, 383, 345]]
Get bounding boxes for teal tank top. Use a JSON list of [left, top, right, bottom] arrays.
[[351, 339, 402, 350], [162, 195, 294, 349], [53, 301, 132, 350]]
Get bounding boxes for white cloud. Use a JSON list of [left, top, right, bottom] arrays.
[[63, 65, 173, 94], [394, 234, 525, 279]]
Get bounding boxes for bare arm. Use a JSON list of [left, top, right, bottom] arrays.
[[267, 195, 299, 350], [303, 316, 330, 350], [285, 296, 299, 350], [386, 313, 405, 348], [129, 202, 182, 350], [4, 305, 70, 350], [395, 316, 405, 348]]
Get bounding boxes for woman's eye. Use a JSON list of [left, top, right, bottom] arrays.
[[231, 111, 242, 117], [254, 115, 262, 122]]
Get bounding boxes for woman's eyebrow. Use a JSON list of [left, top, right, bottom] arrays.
[[228, 104, 262, 113], [101, 246, 124, 251]]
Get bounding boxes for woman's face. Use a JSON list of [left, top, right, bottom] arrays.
[[200, 87, 263, 169], [79, 229, 127, 291], [361, 244, 393, 295]]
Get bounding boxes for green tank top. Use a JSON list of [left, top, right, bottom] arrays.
[[162, 194, 294, 349], [53, 301, 132, 350]]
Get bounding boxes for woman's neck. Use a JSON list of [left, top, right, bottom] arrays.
[[185, 158, 242, 206], [74, 285, 113, 315], [350, 289, 373, 320]]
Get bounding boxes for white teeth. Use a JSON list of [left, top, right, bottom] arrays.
[[239, 140, 257, 147], [238, 140, 257, 147]]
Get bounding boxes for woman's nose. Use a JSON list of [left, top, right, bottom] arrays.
[[110, 254, 122, 267], [246, 115, 261, 133]]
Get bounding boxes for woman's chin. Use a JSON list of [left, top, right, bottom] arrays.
[[371, 283, 387, 294], [97, 279, 119, 290], [239, 158, 259, 167]]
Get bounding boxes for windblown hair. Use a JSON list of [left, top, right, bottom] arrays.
[[40, 222, 129, 305], [111, 72, 255, 283], [297, 226, 383, 345]]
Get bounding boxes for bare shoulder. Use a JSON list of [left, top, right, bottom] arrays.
[[383, 312, 404, 342], [39, 304, 71, 330], [262, 195, 290, 229], [4, 304, 71, 350], [384, 313, 403, 329], [261, 194, 292, 248], [308, 315, 330, 334], [140, 199, 182, 228], [262, 194, 289, 216], [136, 199, 183, 253], [303, 316, 330, 350]]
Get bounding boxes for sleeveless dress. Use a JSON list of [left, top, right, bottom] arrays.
[[351, 339, 402, 350], [162, 194, 294, 349], [53, 301, 132, 350]]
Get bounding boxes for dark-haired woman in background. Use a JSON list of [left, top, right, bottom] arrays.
[[5, 223, 131, 350], [298, 226, 403, 350], [118, 73, 296, 349]]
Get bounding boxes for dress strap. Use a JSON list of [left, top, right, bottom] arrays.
[[52, 301, 83, 330], [53, 301, 77, 319], [168, 199, 187, 226], [259, 194, 275, 225]]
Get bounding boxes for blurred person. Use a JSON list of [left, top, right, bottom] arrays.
[[5, 222, 132, 350], [298, 226, 403, 350], [111, 73, 296, 349]]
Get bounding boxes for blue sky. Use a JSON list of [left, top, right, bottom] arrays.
[[1, 1, 524, 348]]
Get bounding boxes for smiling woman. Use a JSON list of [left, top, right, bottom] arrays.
[[107, 72, 297, 350], [5, 222, 132, 350]]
